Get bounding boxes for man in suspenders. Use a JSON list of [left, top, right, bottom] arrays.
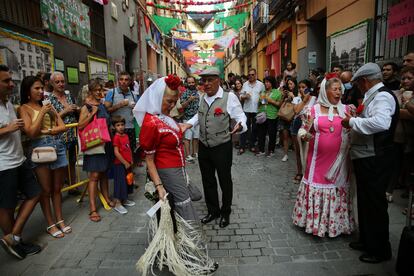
[[341, 63, 399, 263], [183, 68, 247, 228]]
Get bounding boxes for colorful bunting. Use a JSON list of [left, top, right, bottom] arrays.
[[215, 51, 225, 59], [218, 12, 249, 31], [198, 52, 211, 59], [198, 40, 216, 50], [173, 38, 195, 50], [157, 0, 236, 5], [144, 16, 151, 34], [151, 15, 181, 34], [146, 2, 252, 14], [216, 33, 237, 48]]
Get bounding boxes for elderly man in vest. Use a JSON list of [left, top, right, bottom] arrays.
[[341, 63, 399, 264], [182, 67, 247, 228]]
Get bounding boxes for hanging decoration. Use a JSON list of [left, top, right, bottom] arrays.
[[146, 2, 251, 14], [173, 38, 195, 50], [197, 40, 216, 50], [156, 0, 236, 5], [198, 52, 211, 59], [215, 51, 225, 58], [171, 27, 231, 34], [151, 15, 181, 34], [215, 33, 237, 48], [217, 12, 249, 31], [144, 16, 151, 34]]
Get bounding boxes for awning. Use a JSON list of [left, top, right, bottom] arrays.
[[266, 39, 280, 56]]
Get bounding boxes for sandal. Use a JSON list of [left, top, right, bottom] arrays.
[[46, 224, 64, 238], [89, 210, 101, 222], [56, 220, 72, 234], [237, 149, 245, 155]]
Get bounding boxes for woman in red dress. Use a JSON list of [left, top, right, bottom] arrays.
[[134, 75, 217, 275]]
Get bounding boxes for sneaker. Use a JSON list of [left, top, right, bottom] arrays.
[[192, 153, 198, 159], [266, 151, 274, 158], [114, 204, 128, 214], [185, 156, 195, 162], [123, 199, 136, 207], [255, 151, 265, 157], [281, 155, 288, 162], [0, 237, 26, 260], [20, 242, 42, 256]]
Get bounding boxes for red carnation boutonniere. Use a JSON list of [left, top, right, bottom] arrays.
[[214, 107, 224, 117], [165, 74, 182, 91], [356, 104, 365, 116]]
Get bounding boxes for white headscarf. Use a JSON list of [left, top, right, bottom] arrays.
[[317, 78, 346, 121], [133, 77, 166, 126]]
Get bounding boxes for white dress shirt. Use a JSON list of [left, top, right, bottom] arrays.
[[187, 87, 247, 134], [241, 80, 265, 113], [349, 82, 396, 135]]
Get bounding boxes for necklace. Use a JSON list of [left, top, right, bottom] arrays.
[[329, 125, 335, 133]]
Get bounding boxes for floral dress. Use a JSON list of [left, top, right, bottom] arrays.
[[292, 104, 354, 237]]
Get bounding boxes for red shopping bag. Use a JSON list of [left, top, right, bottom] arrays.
[[79, 115, 111, 152]]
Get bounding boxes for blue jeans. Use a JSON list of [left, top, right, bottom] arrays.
[[30, 136, 68, 170]]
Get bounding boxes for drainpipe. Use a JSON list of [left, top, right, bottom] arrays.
[[136, 5, 144, 94]]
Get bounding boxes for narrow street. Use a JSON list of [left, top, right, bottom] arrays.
[[0, 148, 405, 276]]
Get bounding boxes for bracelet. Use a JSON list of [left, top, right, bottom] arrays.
[[155, 183, 163, 188]]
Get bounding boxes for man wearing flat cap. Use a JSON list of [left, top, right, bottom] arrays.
[[182, 67, 247, 228], [341, 62, 399, 263]]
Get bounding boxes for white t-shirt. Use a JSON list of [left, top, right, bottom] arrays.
[[241, 80, 265, 113], [0, 101, 25, 171]]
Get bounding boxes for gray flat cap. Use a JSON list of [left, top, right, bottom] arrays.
[[199, 67, 220, 76], [351, 62, 381, 81]]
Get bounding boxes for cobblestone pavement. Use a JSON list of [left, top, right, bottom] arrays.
[[0, 148, 406, 276]]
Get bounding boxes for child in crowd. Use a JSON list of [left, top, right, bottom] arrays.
[[112, 115, 135, 214]]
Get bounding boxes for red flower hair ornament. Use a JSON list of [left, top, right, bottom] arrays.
[[325, 72, 339, 80], [165, 74, 182, 91]]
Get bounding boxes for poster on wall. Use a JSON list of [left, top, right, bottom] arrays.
[[55, 58, 64, 72], [0, 27, 54, 103], [67, 67, 79, 84], [40, 0, 91, 47], [329, 21, 369, 73], [88, 56, 109, 80]]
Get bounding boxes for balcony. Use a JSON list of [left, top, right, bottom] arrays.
[[269, 0, 282, 15], [253, 2, 269, 32]]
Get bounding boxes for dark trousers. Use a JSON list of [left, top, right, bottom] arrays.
[[198, 140, 233, 216], [353, 153, 393, 259], [257, 118, 278, 153], [240, 112, 257, 149]]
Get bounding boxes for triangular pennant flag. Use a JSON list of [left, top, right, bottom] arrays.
[[215, 51, 225, 59], [144, 16, 151, 34], [219, 12, 249, 31], [151, 15, 181, 34], [216, 34, 236, 48], [198, 40, 216, 50], [173, 38, 195, 50], [182, 50, 196, 58], [198, 52, 211, 59]]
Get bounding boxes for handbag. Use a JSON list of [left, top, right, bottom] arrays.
[[79, 115, 111, 152], [278, 102, 295, 122], [185, 172, 202, 201], [256, 112, 267, 124], [31, 146, 57, 163]]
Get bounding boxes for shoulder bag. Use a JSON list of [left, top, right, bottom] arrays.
[[278, 101, 295, 122]]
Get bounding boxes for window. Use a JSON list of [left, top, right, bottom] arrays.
[[374, 0, 414, 61], [0, 0, 42, 32]]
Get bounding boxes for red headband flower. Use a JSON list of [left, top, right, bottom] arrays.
[[165, 74, 182, 91], [325, 72, 339, 80]]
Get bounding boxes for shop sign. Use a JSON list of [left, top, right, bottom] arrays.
[[40, 0, 91, 47], [387, 0, 414, 40]]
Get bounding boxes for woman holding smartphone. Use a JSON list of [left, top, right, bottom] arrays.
[[19, 76, 69, 238]]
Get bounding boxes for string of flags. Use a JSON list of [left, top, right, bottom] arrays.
[[146, 2, 251, 14], [156, 0, 237, 5]]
